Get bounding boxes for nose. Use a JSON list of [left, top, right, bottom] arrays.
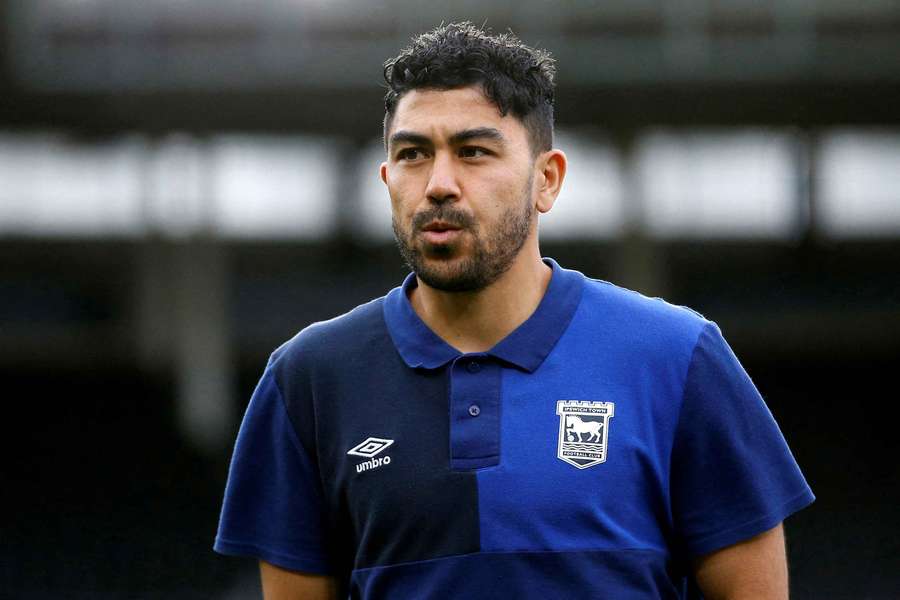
[[425, 152, 461, 205]]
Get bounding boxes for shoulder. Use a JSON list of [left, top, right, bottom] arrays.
[[576, 275, 712, 352], [268, 295, 390, 374]]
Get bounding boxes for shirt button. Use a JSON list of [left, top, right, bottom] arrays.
[[468, 404, 481, 417], [467, 360, 482, 373]]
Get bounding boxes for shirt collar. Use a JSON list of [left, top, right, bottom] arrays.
[[383, 257, 584, 372]]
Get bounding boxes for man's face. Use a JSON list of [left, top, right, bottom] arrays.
[[380, 86, 538, 292]]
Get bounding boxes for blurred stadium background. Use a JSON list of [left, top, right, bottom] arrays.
[[1, 1, 898, 598]]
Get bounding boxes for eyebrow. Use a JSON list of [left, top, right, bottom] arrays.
[[388, 131, 431, 150], [449, 127, 506, 147], [388, 127, 507, 151]]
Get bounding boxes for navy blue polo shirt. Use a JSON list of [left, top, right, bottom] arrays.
[[215, 258, 814, 598]]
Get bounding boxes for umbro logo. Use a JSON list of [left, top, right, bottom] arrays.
[[347, 437, 394, 458], [348, 437, 394, 473]]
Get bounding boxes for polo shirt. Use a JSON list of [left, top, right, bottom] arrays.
[[214, 258, 814, 598]]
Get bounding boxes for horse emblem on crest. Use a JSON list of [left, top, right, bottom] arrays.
[[556, 400, 615, 469]]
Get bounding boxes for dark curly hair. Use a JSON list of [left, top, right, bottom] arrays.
[[383, 22, 556, 155]]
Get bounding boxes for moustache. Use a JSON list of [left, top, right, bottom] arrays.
[[411, 206, 475, 232]]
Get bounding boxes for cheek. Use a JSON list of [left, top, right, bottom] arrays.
[[388, 175, 427, 212], [387, 185, 417, 228], [389, 183, 411, 207], [385, 176, 406, 207], [489, 173, 528, 209]]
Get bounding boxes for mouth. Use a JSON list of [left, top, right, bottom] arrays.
[[419, 221, 464, 244], [421, 221, 462, 234]]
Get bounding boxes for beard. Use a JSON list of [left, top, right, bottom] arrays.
[[392, 177, 534, 293]]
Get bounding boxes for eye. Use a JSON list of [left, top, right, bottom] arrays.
[[459, 146, 489, 159], [397, 148, 427, 161]]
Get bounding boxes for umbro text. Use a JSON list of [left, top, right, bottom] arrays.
[[356, 455, 391, 473]]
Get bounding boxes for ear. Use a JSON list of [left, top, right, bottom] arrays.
[[534, 149, 567, 214], [380, 161, 388, 185]]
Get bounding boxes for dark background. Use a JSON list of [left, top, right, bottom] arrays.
[[2, 2, 899, 598]]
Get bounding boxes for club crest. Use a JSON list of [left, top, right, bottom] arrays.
[[556, 400, 615, 469]]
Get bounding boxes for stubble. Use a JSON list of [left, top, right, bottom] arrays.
[[392, 174, 534, 292]]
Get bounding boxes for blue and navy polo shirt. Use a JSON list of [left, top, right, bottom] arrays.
[[215, 258, 814, 599]]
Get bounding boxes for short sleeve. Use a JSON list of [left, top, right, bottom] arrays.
[[670, 322, 814, 557], [213, 367, 332, 573]]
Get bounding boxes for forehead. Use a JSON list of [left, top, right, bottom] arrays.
[[389, 86, 527, 144]]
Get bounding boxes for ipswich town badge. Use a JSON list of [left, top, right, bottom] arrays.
[[556, 400, 615, 469]]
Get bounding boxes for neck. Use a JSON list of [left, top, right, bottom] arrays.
[[409, 244, 551, 354]]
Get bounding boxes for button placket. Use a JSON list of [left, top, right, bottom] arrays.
[[449, 354, 500, 470]]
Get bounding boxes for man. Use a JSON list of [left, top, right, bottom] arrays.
[[215, 22, 814, 599]]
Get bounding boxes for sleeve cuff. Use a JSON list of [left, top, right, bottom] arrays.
[[213, 536, 334, 575], [686, 486, 815, 557]]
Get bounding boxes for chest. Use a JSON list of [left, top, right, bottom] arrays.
[[310, 353, 682, 569]]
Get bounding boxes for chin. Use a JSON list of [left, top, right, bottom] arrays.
[[421, 245, 458, 259], [416, 258, 491, 293], [418, 273, 483, 293]]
